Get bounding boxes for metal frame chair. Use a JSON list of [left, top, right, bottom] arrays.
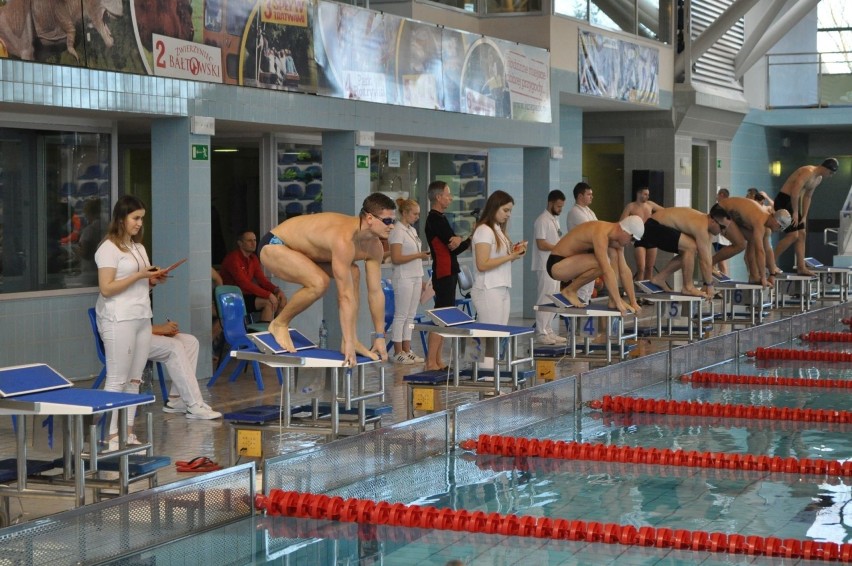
[[87, 307, 168, 400]]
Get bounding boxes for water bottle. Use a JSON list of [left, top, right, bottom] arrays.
[[318, 319, 329, 349]]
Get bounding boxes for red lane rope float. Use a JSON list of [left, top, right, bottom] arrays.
[[682, 370, 852, 389], [457, 433, 852, 477], [747, 347, 852, 362], [466, 452, 852, 484], [799, 331, 852, 343], [589, 394, 852, 425], [591, 409, 852, 433], [254, 489, 852, 561]]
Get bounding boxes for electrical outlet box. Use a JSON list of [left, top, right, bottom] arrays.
[[236, 430, 262, 458], [412, 388, 442, 412], [536, 359, 556, 382]]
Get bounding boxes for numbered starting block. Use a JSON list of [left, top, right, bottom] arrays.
[[635, 281, 715, 341], [714, 274, 770, 326], [534, 296, 638, 363], [773, 273, 819, 312], [805, 257, 850, 302]]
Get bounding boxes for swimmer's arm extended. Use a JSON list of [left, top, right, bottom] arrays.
[[331, 239, 359, 362], [364, 246, 388, 361]]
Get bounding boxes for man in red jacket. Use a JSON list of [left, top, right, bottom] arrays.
[[220, 230, 287, 321]]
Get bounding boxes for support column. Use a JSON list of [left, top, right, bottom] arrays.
[[488, 147, 525, 317], [320, 131, 372, 346], [151, 118, 214, 378], [522, 147, 559, 316]]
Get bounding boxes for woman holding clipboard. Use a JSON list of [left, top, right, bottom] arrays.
[[94, 195, 168, 450]]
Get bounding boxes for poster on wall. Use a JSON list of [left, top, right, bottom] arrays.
[[314, 2, 400, 103], [579, 30, 658, 105], [0, 0, 550, 122]]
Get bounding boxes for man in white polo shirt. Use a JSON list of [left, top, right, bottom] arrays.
[[532, 190, 568, 345]]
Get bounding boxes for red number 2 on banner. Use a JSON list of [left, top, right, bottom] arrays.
[[155, 40, 166, 68]]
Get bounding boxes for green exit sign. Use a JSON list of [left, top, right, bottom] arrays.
[[717, 159, 722, 169], [356, 154, 369, 169], [191, 144, 209, 160]]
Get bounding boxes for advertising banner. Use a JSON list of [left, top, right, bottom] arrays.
[[579, 29, 658, 106], [0, 0, 551, 122]]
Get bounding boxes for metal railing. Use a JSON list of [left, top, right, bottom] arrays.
[[767, 51, 852, 108]]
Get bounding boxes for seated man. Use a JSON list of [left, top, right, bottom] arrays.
[[644, 205, 730, 298], [220, 230, 287, 322], [546, 217, 643, 314], [714, 196, 792, 286], [151, 321, 222, 419], [258, 193, 395, 366]]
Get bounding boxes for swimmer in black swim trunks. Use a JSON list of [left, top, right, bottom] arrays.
[[547, 217, 643, 314], [643, 206, 731, 298], [773, 157, 837, 275]]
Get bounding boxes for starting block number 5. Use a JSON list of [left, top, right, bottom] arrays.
[[666, 302, 681, 319]]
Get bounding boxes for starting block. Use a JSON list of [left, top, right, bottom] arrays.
[[635, 281, 715, 341], [774, 273, 819, 312], [805, 257, 850, 302], [714, 274, 770, 326]]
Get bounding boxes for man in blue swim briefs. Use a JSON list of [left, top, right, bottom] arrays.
[[257, 193, 396, 367], [773, 157, 838, 275], [547, 217, 643, 315]]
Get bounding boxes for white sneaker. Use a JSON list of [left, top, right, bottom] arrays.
[[537, 334, 558, 345], [127, 433, 143, 445], [406, 351, 425, 363], [549, 334, 567, 344], [163, 398, 187, 413], [394, 353, 416, 364], [185, 403, 223, 420]]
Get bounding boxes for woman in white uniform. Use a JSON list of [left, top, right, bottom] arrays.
[[388, 198, 430, 364], [470, 191, 526, 367], [95, 196, 167, 449]]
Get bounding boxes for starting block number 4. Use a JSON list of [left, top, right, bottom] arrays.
[[565, 317, 621, 335]]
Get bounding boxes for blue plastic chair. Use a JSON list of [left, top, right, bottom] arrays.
[[87, 308, 167, 400], [304, 182, 323, 200], [285, 202, 304, 218], [462, 179, 485, 197], [207, 290, 283, 391], [458, 161, 481, 178], [306, 201, 322, 214], [281, 183, 304, 200]]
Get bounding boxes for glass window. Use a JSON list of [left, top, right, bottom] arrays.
[[275, 142, 322, 224], [555, 0, 672, 44], [0, 130, 111, 294], [429, 152, 486, 239], [368, 149, 486, 240], [486, 0, 542, 15]]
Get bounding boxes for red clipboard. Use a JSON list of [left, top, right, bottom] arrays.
[[150, 258, 187, 273]]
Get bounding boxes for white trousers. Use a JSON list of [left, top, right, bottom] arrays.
[[98, 317, 151, 435], [391, 275, 421, 343], [535, 270, 559, 336], [148, 332, 205, 408], [471, 286, 510, 325]]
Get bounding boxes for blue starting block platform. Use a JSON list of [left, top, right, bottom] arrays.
[[225, 400, 392, 465], [403, 367, 537, 418], [534, 343, 638, 358], [0, 459, 56, 483], [224, 403, 392, 425], [403, 368, 535, 385], [52, 455, 172, 478], [637, 324, 713, 339]]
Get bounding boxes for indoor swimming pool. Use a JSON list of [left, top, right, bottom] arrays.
[[4, 305, 852, 565]]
